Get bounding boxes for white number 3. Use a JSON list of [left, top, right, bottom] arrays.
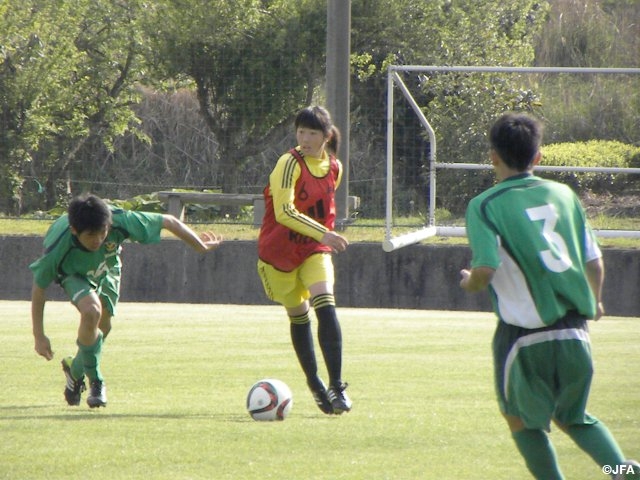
[[526, 204, 572, 273]]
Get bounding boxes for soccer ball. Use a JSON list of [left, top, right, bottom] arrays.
[[246, 379, 293, 421]]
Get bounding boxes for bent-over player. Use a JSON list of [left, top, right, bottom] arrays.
[[30, 193, 222, 408]]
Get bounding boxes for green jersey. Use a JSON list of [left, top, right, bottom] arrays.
[[30, 208, 164, 290], [466, 173, 601, 328]]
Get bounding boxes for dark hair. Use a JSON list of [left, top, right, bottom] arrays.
[[294, 106, 341, 155], [489, 112, 543, 171], [68, 194, 112, 233]]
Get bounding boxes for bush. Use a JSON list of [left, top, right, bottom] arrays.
[[541, 140, 640, 193], [435, 140, 640, 216]]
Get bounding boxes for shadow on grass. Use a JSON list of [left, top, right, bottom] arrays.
[[0, 404, 252, 422], [0, 402, 346, 423]]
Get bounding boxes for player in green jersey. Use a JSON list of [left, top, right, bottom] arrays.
[[30, 194, 222, 408], [460, 113, 638, 479]]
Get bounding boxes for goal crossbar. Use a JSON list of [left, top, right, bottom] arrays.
[[384, 65, 640, 252]]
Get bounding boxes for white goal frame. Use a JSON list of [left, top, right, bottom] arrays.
[[383, 65, 640, 252]]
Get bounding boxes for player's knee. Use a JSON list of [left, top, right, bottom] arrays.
[[503, 413, 527, 432], [79, 302, 102, 327], [551, 418, 570, 433], [99, 319, 112, 339]]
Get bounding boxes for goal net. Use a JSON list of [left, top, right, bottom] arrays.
[[383, 65, 640, 252]]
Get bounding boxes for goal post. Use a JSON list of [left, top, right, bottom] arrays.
[[384, 65, 640, 252]]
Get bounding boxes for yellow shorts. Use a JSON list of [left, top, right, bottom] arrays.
[[257, 253, 335, 308]]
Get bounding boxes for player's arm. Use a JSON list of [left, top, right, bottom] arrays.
[[459, 266, 495, 293], [270, 154, 346, 246], [161, 215, 222, 253], [31, 283, 53, 360], [271, 182, 348, 253], [271, 185, 327, 242], [585, 256, 605, 320]]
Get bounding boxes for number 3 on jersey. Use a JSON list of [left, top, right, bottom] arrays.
[[526, 204, 572, 273]]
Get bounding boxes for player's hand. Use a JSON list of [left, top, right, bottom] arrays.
[[34, 335, 54, 361], [460, 266, 494, 293], [321, 231, 348, 253], [593, 301, 605, 321], [199, 231, 223, 252], [459, 269, 472, 289]]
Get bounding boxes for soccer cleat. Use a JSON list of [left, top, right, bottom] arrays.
[[309, 382, 334, 415], [61, 356, 85, 406], [87, 380, 107, 408], [327, 381, 352, 414]]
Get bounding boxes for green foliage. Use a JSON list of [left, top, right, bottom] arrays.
[[1, 0, 638, 222], [0, 0, 155, 211], [436, 140, 640, 215], [108, 194, 166, 213], [348, 0, 549, 217], [543, 140, 640, 168], [536, 0, 639, 68], [153, 0, 327, 192], [541, 140, 640, 193], [537, 75, 639, 144]]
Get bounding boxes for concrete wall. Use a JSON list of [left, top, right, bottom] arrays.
[[4, 236, 639, 316]]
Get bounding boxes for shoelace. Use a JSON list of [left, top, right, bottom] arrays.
[[64, 372, 85, 392], [89, 381, 104, 397]]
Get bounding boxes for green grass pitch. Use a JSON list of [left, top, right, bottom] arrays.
[[1, 301, 637, 479]]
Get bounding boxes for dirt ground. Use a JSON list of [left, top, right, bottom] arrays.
[[582, 192, 640, 218]]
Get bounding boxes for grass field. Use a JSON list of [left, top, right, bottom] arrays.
[[1, 302, 638, 479], [2, 217, 640, 249]]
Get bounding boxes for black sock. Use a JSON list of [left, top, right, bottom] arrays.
[[289, 313, 322, 390], [312, 294, 343, 387]]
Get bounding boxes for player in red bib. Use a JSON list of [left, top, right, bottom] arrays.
[[257, 106, 352, 415]]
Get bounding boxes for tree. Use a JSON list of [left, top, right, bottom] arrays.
[[0, 1, 81, 212], [152, 0, 328, 193], [347, 0, 549, 215], [0, 0, 153, 211]]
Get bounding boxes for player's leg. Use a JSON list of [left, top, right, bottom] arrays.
[[493, 321, 563, 479], [75, 292, 107, 407], [504, 414, 564, 480], [552, 338, 627, 473], [286, 301, 319, 387], [96, 267, 120, 340], [309, 287, 343, 385], [303, 254, 351, 413], [59, 275, 96, 405], [286, 302, 333, 414], [258, 259, 332, 414], [557, 419, 630, 477], [98, 310, 112, 340], [70, 272, 118, 407]]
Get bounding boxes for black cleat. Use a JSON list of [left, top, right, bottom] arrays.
[[87, 380, 107, 408], [61, 356, 85, 406], [327, 382, 352, 414], [309, 382, 334, 415]]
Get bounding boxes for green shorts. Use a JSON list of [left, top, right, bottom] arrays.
[[493, 312, 596, 430], [257, 253, 334, 308], [60, 271, 121, 316]]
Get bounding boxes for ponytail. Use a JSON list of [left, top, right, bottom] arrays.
[[327, 125, 341, 156]]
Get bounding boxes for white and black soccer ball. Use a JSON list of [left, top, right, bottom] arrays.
[[246, 379, 293, 421]]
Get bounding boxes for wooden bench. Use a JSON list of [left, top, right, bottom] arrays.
[[158, 191, 265, 227], [158, 191, 360, 228]]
